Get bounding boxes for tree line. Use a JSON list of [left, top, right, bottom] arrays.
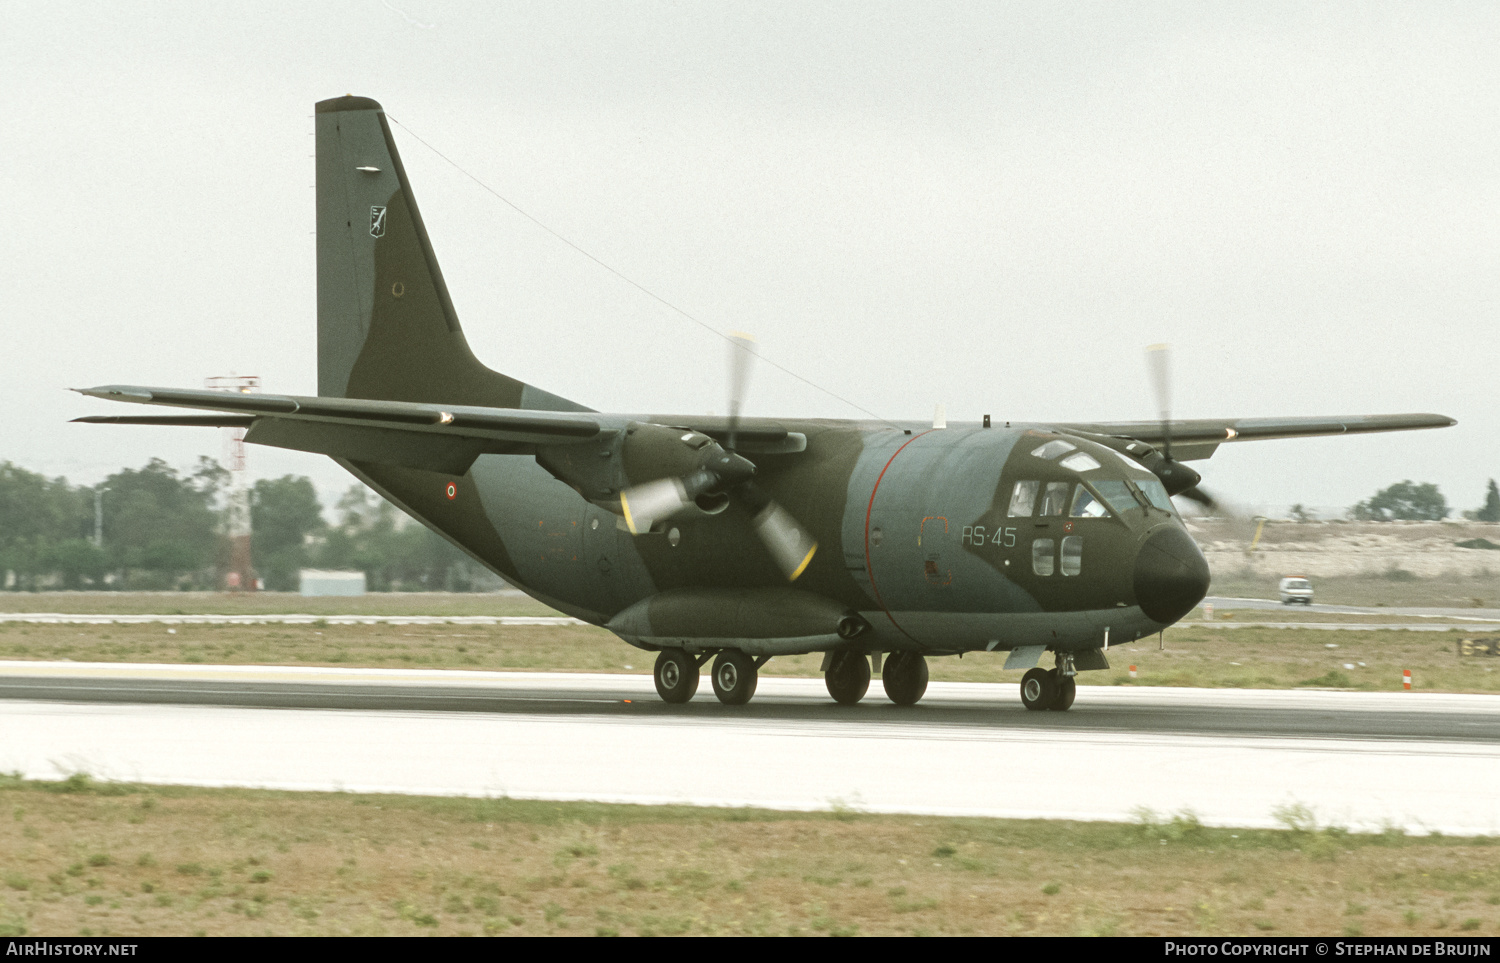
[[4, 459, 1499, 591], [0, 459, 498, 592]]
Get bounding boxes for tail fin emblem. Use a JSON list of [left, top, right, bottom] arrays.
[[369, 206, 387, 238]]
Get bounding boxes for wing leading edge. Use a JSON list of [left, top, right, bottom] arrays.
[[1054, 413, 1456, 461]]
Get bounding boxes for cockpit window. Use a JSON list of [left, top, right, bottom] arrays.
[[1092, 480, 1141, 517], [1069, 486, 1111, 518], [1031, 440, 1076, 460], [1039, 482, 1069, 516], [1007, 480, 1039, 517], [1060, 452, 1101, 473], [1138, 478, 1174, 512]]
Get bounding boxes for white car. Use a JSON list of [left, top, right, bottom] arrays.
[[1279, 577, 1314, 605]]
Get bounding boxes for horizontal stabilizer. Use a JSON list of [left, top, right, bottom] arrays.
[[72, 415, 256, 428], [75, 385, 603, 446]]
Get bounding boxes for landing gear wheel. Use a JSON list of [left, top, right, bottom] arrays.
[[825, 650, 871, 705], [711, 650, 758, 705], [653, 649, 699, 704], [1020, 667, 1057, 711], [881, 651, 929, 706], [1049, 670, 1076, 712]]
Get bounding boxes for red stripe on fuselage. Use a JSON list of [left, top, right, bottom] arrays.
[[864, 430, 933, 642]]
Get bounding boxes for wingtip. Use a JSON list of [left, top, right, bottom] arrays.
[[76, 385, 152, 401]]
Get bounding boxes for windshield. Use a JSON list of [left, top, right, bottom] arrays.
[[1092, 480, 1141, 517], [1137, 477, 1173, 512]]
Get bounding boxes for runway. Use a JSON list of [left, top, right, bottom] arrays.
[[0, 612, 583, 626], [1205, 596, 1500, 622], [3, 661, 1499, 834]]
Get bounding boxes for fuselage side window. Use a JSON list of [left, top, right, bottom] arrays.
[[1007, 480, 1039, 517], [1032, 538, 1055, 576], [1060, 535, 1083, 576], [1069, 486, 1111, 519], [1040, 482, 1069, 517]]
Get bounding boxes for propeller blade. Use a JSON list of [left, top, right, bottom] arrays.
[[753, 500, 818, 580], [1145, 343, 1172, 460], [1175, 484, 1252, 526], [726, 332, 757, 450], [1178, 486, 1217, 511], [619, 477, 689, 535]]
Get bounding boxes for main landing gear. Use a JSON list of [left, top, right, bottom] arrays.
[[655, 647, 936, 708], [823, 651, 930, 706], [711, 649, 759, 705], [824, 650, 870, 705], [653, 649, 700, 704], [654, 649, 764, 705], [882, 651, 929, 706], [1019, 667, 1076, 712]]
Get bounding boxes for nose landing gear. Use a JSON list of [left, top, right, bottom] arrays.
[[1020, 657, 1077, 712]]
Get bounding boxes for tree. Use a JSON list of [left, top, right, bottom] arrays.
[[100, 458, 223, 588], [316, 484, 492, 591], [1349, 481, 1449, 522], [1463, 480, 1500, 523], [0, 462, 93, 590], [1289, 504, 1315, 523], [251, 475, 327, 590]]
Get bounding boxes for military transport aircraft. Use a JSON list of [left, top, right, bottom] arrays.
[[76, 96, 1455, 713]]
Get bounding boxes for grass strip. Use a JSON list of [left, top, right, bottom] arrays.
[[2, 774, 1498, 937]]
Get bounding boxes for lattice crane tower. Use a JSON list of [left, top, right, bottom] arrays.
[[205, 374, 260, 591]]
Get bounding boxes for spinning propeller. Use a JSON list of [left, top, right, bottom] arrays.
[[616, 334, 819, 581], [1144, 343, 1228, 515]]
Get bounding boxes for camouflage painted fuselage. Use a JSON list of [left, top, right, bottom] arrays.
[[348, 417, 1204, 655]]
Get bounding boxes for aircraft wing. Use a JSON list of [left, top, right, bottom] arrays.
[[1054, 413, 1456, 461], [73, 385, 605, 475]]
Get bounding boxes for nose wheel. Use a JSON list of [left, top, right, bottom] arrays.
[[1020, 667, 1076, 711]]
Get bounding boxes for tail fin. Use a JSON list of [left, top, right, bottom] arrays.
[[314, 95, 587, 412]]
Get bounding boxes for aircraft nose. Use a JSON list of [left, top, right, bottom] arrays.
[[1133, 525, 1211, 625]]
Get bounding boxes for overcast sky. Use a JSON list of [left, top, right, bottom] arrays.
[[3, 2, 1496, 515]]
